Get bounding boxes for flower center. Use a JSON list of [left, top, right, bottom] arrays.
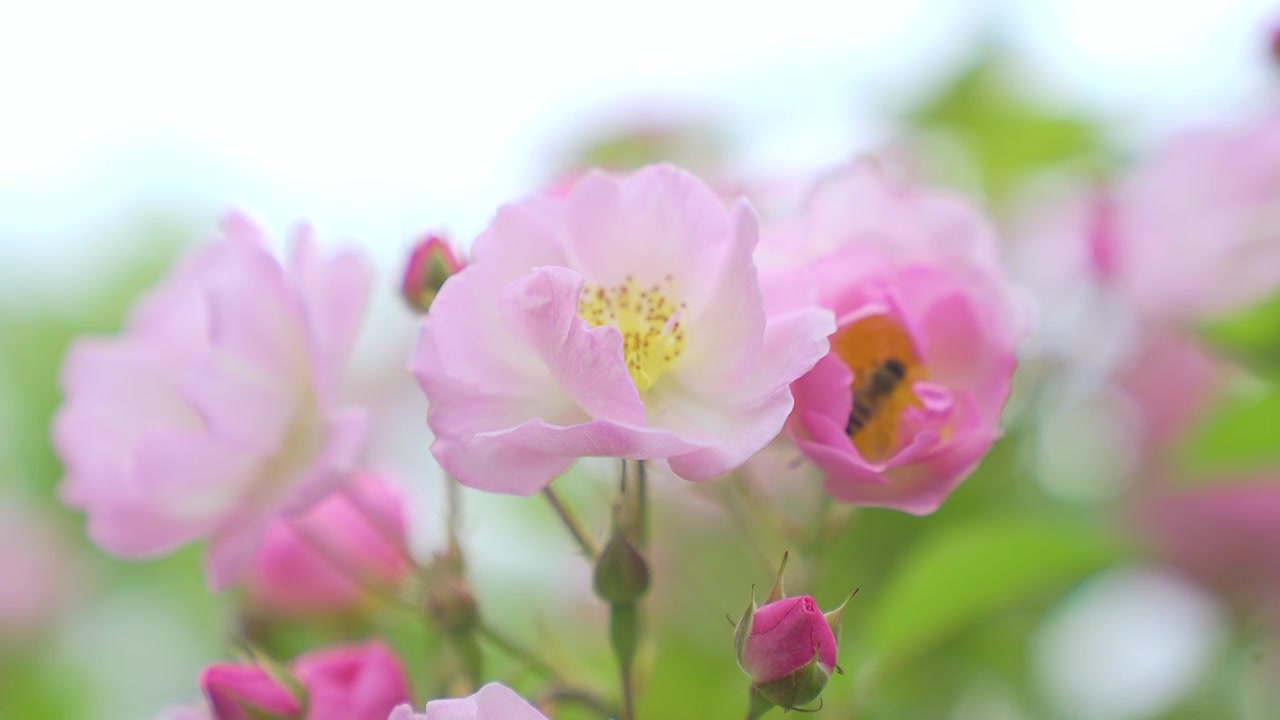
[[830, 314, 924, 462], [578, 274, 687, 393]]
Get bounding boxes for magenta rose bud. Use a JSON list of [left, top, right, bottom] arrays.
[[401, 233, 464, 314], [202, 664, 301, 719], [740, 595, 838, 684], [733, 555, 854, 714]]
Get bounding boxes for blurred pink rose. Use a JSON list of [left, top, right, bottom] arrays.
[[245, 472, 411, 615], [0, 499, 85, 642], [1010, 178, 1228, 461], [389, 682, 548, 720], [1114, 330, 1224, 455], [1114, 111, 1280, 320], [1139, 479, 1280, 606], [411, 164, 832, 494], [53, 214, 372, 588], [201, 640, 409, 720], [766, 160, 1024, 514]]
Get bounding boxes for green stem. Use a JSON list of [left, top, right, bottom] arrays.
[[539, 687, 619, 719], [475, 621, 561, 681], [720, 485, 778, 576], [611, 602, 639, 720], [634, 460, 649, 548], [731, 476, 802, 545], [542, 486, 599, 559], [446, 474, 463, 544]]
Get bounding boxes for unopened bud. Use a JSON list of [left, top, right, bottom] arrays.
[[753, 646, 832, 710], [592, 533, 650, 604], [732, 554, 854, 713], [401, 234, 464, 314]]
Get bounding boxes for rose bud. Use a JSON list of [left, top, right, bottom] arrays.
[[401, 233, 464, 314], [733, 554, 855, 715]]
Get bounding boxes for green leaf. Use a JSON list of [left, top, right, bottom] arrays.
[[1180, 385, 1280, 476], [865, 516, 1122, 666], [908, 48, 1105, 204], [1200, 291, 1280, 379]]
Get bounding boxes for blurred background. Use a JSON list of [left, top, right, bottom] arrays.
[[3, 1, 1280, 718]]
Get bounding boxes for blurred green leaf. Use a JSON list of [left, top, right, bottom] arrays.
[[865, 516, 1122, 668], [1201, 291, 1280, 380], [0, 655, 94, 718], [909, 49, 1105, 204], [1181, 385, 1280, 476]]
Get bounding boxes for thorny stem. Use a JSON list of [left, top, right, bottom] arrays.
[[542, 485, 599, 559]]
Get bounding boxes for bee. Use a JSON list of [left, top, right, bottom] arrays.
[[845, 358, 907, 437]]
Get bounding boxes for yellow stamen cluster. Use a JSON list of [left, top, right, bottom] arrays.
[[578, 274, 687, 393]]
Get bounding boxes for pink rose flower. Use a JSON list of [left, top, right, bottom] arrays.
[[53, 214, 372, 588], [388, 682, 548, 720], [201, 640, 409, 720], [1113, 111, 1280, 320], [765, 161, 1023, 514], [245, 472, 411, 615], [410, 164, 834, 493]]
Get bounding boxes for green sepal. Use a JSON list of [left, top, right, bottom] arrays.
[[242, 646, 307, 717], [746, 686, 776, 719], [733, 585, 757, 672], [824, 588, 859, 643], [753, 646, 831, 710], [765, 551, 790, 604]]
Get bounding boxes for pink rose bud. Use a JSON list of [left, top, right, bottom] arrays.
[[401, 233, 464, 314], [733, 555, 855, 713], [200, 640, 410, 720], [202, 664, 301, 719]]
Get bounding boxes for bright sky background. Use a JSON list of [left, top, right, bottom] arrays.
[[1, 0, 1275, 291]]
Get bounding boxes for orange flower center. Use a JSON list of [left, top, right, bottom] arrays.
[[830, 314, 925, 462]]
